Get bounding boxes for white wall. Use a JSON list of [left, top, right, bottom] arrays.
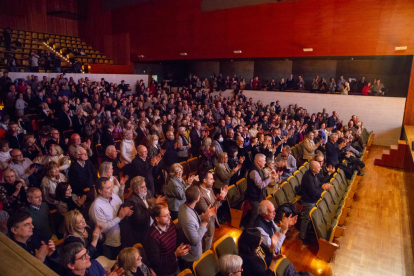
[[7, 72, 149, 88], [220, 90, 405, 147]]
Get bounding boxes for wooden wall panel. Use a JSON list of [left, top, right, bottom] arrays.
[[0, 0, 79, 37], [403, 57, 414, 125]]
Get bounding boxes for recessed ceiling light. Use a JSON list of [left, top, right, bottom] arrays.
[[180, 53, 188, 56], [395, 46, 407, 51], [234, 50, 242, 54], [303, 48, 313, 52]]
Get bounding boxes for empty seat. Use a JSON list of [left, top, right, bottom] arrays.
[[187, 157, 199, 173], [310, 207, 342, 262], [193, 250, 219, 276], [213, 234, 237, 258], [296, 143, 304, 158], [226, 185, 243, 228], [294, 170, 303, 184], [273, 256, 291, 276], [236, 178, 247, 195], [274, 189, 288, 206], [266, 195, 278, 210], [281, 181, 300, 203]]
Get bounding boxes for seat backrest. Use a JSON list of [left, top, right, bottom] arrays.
[[267, 195, 278, 210], [226, 185, 241, 208], [193, 250, 219, 276], [179, 161, 191, 177], [296, 142, 304, 156], [236, 178, 247, 194], [288, 176, 300, 193], [310, 207, 327, 240], [303, 162, 309, 169], [322, 191, 338, 214], [281, 182, 296, 203], [294, 170, 303, 184], [318, 199, 333, 225], [213, 234, 238, 259], [188, 157, 199, 173], [291, 146, 298, 159], [274, 189, 288, 206], [275, 257, 291, 276], [299, 165, 307, 175], [328, 188, 341, 206], [177, 269, 194, 276]]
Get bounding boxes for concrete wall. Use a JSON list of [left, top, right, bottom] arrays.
[[221, 89, 405, 147], [8, 72, 149, 89]]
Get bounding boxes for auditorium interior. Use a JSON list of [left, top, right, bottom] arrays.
[[0, 0, 414, 275]]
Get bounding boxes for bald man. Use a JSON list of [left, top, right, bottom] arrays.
[[124, 145, 161, 195], [68, 147, 97, 200], [68, 133, 92, 160], [299, 160, 333, 243], [255, 200, 297, 265]]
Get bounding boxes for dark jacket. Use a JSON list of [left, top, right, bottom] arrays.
[[100, 129, 114, 152], [300, 170, 324, 204], [68, 159, 98, 196], [124, 156, 157, 195], [125, 192, 153, 244], [190, 128, 202, 157], [325, 140, 339, 166]]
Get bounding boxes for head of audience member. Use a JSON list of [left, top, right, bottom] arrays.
[[76, 147, 88, 162], [185, 185, 200, 206], [8, 122, 19, 136], [26, 187, 42, 208], [10, 149, 24, 164], [236, 136, 244, 148], [99, 162, 114, 178], [64, 210, 89, 240], [3, 168, 18, 185], [309, 160, 321, 175], [7, 211, 33, 243], [55, 182, 73, 202], [337, 138, 346, 149], [0, 139, 9, 154], [106, 123, 115, 132], [70, 134, 81, 146], [169, 163, 183, 179], [218, 254, 243, 276], [254, 153, 266, 169], [306, 131, 315, 141], [95, 177, 112, 200], [118, 247, 146, 276], [227, 129, 234, 139], [137, 145, 148, 160], [49, 144, 63, 157], [330, 133, 339, 143], [238, 228, 262, 256], [60, 242, 92, 275], [200, 171, 214, 189], [130, 176, 147, 198], [314, 153, 324, 167], [259, 200, 276, 221], [105, 145, 117, 160], [281, 146, 291, 160], [151, 204, 171, 227], [45, 161, 60, 179], [217, 152, 229, 165]]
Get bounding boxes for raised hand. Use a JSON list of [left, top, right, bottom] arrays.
[[120, 175, 129, 186], [175, 243, 190, 257], [119, 206, 133, 219], [46, 240, 55, 256], [201, 205, 217, 223], [155, 195, 166, 204], [117, 160, 126, 169], [107, 267, 124, 276], [77, 195, 87, 206], [35, 242, 49, 262]]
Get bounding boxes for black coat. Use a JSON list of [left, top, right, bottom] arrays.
[[5, 133, 24, 150], [58, 110, 72, 132], [124, 192, 153, 244], [100, 129, 114, 152], [68, 159, 98, 196], [190, 128, 202, 157]]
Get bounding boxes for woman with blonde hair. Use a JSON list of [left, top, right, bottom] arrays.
[[117, 247, 154, 276], [99, 162, 128, 201], [34, 144, 70, 174], [63, 210, 104, 259], [165, 163, 194, 220], [120, 129, 137, 165], [41, 161, 67, 206]]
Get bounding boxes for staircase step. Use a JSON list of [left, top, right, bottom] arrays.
[[383, 149, 390, 155], [398, 140, 407, 145], [390, 145, 398, 150]]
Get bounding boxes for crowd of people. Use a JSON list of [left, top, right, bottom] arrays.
[[187, 74, 386, 95], [0, 70, 367, 276]]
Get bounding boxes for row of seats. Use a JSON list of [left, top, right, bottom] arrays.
[[309, 129, 374, 262]]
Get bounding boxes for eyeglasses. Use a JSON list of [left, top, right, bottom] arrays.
[[75, 249, 89, 261], [11, 154, 22, 158]]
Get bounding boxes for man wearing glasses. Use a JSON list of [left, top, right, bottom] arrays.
[[61, 242, 123, 276], [144, 204, 190, 276], [45, 128, 69, 154], [8, 149, 36, 185]]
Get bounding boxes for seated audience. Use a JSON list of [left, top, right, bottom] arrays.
[[8, 149, 35, 185], [55, 182, 86, 217], [24, 187, 54, 241], [216, 254, 244, 276], [40, 161, 67, 206], [34, 144, 70, 174], [214, 152, 241, 191], [0, 168, 27, 213], [99, 162, 127, 201], [117, 247, 154, 276], [275, 145, 297, 181]]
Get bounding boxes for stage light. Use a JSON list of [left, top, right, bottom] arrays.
[[303, 48, 313, 52], [395, 46, 407, 51], [233, 50, 242, 54]]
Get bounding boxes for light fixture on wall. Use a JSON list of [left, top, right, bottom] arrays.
[[395, 46, 407, 51], [180, 53, 188, 56], [234, 50, 242, 54], [138, 55, 145, 58], [303, 48, 313, 52]]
